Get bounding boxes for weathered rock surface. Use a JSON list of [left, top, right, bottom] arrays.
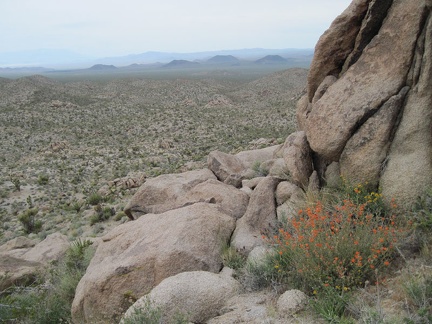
[[275, 181, 303, 206], [340, 87, 409, 186], [0, 256, 41, 291], [381, 12, 432, 202], [21, 232, 69, 263], [235, 145, 281, 169], [0, 236, 36, 253], [299, 0, 432, 204], [280, 131, 313, 188], [0, 233, 69, 291], [71, 203, 235, 323], [305, 0, 425, 162], [207, 151, 246, 183], [277, 289, 308, 315], [231, 176, 279, 254], [182, 179, 250, 219], [307, 0, 370, 101], [207, 291, 273, 324], [124, 168, 215, 219], [122, 269, 240, 323]]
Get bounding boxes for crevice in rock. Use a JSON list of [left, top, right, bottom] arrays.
[[407, 9, 430, 87], [339, 86, 410, 165], [380, 9, 431, 177], [310, 151, 331, 187], [342, 0, 394, 73], [385, 87, 411, 147]]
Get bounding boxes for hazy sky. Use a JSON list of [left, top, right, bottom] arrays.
[[1, 0, 352, 57]]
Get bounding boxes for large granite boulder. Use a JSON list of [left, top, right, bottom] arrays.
[[124, 168, 215, 219], [71, 203, 235, 323], [299, 0, 432, 204], [124, 169, 249, 220]]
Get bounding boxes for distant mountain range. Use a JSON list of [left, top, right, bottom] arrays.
[[0, 48, 313, 70]]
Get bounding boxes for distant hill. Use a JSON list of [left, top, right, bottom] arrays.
[[162, 60, 200, 68], [207, 55, 240, 64], [255, 55, 288, 64], [88, 64, 117, 71]]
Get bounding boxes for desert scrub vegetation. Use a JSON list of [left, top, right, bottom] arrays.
[[0, 69, 306, 244], [0, 238, 94, 323], [242, 181, 432, 323]]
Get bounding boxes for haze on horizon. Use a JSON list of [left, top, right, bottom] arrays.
[[1, 0, 352, 61]]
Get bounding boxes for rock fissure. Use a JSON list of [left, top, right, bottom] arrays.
[[342, 0, 394, 72], [408, 10, 431, 87]]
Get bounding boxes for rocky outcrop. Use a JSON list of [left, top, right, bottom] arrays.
[[299, 0, 432, 203], [381, 11, 432, 202], [69, 1, 432, 322], [71, 203, 235, 323]]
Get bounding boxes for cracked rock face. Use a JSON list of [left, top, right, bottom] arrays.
[[300, 0, 432, 204]]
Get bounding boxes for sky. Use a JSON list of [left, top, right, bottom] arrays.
[[0, 0, 352, 57]]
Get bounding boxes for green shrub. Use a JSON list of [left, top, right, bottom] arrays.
[[310, 285, 353, 323], [9, 174, 21, 191], [18, 208, 43, 234], [410, 188, 432, 255], [221, 243, 246, 270], [0, 239, 94, 323], [403, 271, 432, 323], [252, 161, 269, 177], [37, 173, 49, 185], [87, 192, 103, 206], [90, 204, 115, 225]]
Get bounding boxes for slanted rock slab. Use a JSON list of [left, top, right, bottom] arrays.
[[231, 176, 280, 255], [124, 168, 215, 219]]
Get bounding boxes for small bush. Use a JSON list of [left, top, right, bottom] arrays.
[[18, 208, 43, 234], [0, 239, 94, 323], [403, 271, 432, 323], [252, 161, 269, 177], [221, 243, 246, 270], [87, 192, 103, 206], [410, 188, 432, 256], [9, 174, 21, 191], [37, 173, 49, 185], [310, 285, 352, 323], [90, 204, 115, 225], [268, 197, 401, 293]]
